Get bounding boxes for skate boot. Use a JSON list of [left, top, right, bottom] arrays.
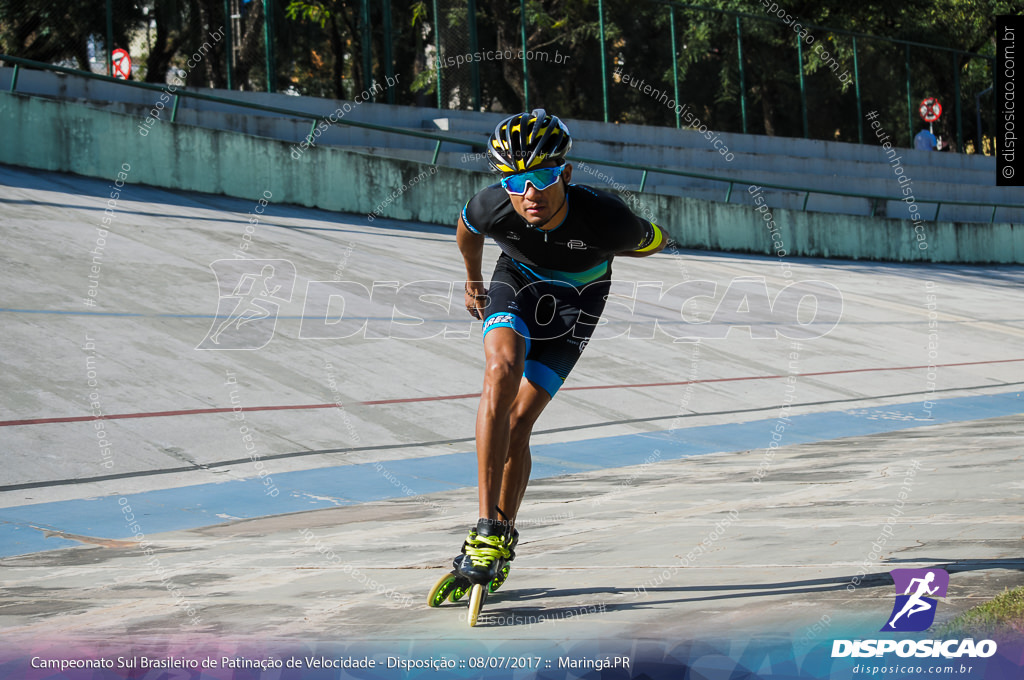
[[459, 518, 517, 626], [427, 521, 518, 608], [455, 518, 516, 588]]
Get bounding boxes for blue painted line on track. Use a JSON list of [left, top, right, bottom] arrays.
[[0, 391, 1020, 558]]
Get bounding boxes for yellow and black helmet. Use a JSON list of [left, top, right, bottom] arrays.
[[487, 109, 572, 173]]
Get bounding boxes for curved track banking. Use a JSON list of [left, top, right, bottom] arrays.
[[2, 165, 1023, 651]]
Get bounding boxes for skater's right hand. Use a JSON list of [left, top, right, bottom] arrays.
[[464, 282, 488, 320]]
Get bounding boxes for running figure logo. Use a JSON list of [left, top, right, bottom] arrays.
[[197, 259, 296, 350], [881, 568, 949, 632]]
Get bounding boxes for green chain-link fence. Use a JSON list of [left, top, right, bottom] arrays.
[[0, 0, 1003, 152]]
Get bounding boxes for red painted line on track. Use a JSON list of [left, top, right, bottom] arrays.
[[2, 358, 1022, 428], [561, 357, 1024, 392]]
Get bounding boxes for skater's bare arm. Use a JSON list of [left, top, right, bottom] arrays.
[[457, 216, 484, 281], [457, 216, 487, 319]]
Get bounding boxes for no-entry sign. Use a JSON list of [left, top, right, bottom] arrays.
[[919, 97, 942, 123], [112, 49, 131, 79]]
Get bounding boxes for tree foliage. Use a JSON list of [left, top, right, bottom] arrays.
[[0, 0, 141, 70], [0, 0, 1017, 146]]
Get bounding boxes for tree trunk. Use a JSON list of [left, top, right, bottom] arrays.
[[199, 0, 227, 88], [144, 9, 182, 83], [757, 85, 776, 136], [496, 21, 525, 111], [328, 12, 346, 99], [234, 1, 265, 90], [338, 2, 362, 94]]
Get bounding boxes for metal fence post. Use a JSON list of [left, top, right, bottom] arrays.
[[361, 0, 372, 99], [953, 50, 963, 151], [853, 35, 862, 144], [263, 0, 275, 93], [797, 34, 808, 138], [598, 0, 608, 123], [106, 0, 113, 76], [383, 0, 394, 103], [520, 0, 529, 111], [905, 44, 912, 143], [670, 5, 681, 129], [432, 0, 442, 108], [976, 85, 992, 154], [468, 0, 481, 110], [992, 56, 997, 155], [224, 0, 233, 90], [736, 16, 747, 134]]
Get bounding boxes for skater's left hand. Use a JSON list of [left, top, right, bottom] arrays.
[[464, 283, 488, 319]]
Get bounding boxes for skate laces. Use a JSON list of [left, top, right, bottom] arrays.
[[464, 532, 512, 568]]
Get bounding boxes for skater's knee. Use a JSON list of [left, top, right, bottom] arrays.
[[483, 356, 522, 395]]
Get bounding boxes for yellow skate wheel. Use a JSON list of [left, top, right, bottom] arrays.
[[467, 583, 487, 627], [489, 564, 511, 593], [427, 572, 459, 608], [449, 581, 471, 602]]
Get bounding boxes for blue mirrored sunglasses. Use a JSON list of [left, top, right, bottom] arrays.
[[500, 165, 564, 195]]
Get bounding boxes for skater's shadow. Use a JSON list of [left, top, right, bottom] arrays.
[[475, 558, 1024, 626]]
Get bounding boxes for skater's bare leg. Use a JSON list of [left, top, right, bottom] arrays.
[[475, 327, 526, 519], [499, 377, 550, 523]]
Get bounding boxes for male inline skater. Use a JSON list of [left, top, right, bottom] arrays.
[[428, 110, 666, 619]]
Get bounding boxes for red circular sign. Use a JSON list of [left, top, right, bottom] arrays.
[[919, 97, 942, 123], [112, 48, 131, 79]]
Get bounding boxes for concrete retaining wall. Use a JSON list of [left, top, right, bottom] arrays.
[[4, 67, 1017, 225], [1, 92, 1020, 263]]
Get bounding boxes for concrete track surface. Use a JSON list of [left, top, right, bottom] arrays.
[[1, 164, 1022, 678]]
